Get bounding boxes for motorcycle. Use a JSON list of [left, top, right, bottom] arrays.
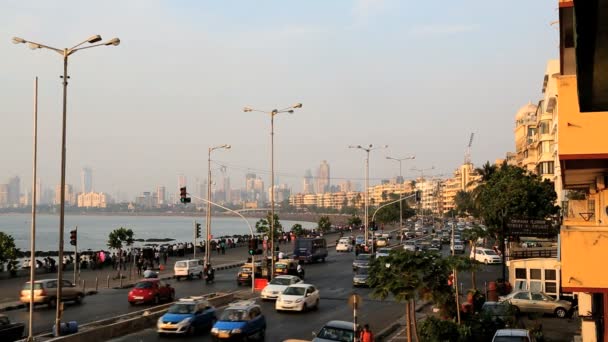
[[204, 267, 215, 284], [297, 267, 305, 280]]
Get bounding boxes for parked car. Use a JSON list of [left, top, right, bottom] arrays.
[[173, 259, 204, 281], [313, 320, 359, 342], [0, 314, 24, 342], [276, 283, 320, 312], [157, 296, 216, 335], [128, 279, 175, 305], [481, 301, 516, 326], [499, 291, 572, 318], [492, 328, 535, 342], [336, 238, 353, 252], [20, 279, 84, 308], [261, 275, 302, 300], [352, 254, 373, 271], [211, 301, 266, 340], [470, 247, 502, 264], [352, 266, 370, 287]]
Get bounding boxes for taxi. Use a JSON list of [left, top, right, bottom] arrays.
[[157, 296, 216, 335], [274, 259, 298, 276], [211, 300, 266, 340], [236, 263, 262, 286]]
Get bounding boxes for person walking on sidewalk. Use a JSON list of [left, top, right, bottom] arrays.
[[360, 324, 374, 342]]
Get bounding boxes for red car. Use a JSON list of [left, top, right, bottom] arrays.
[[128, 279, 175, 305]]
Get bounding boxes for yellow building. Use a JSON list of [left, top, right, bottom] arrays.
[[441, 163, 481, 213], [557, 2, 608, 340], [77, 192, 110, 208], [514, 102, 539, 173]]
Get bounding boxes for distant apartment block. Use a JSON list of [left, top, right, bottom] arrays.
[[77, 192, 111, 208]]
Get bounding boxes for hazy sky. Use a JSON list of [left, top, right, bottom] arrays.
[[1, 0, 558, 199]]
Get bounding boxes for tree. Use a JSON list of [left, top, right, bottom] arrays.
[[107, 227, 134, 276], [290, 223, 305, 237], [0, 232, 19, 275], [474, 163, 559, 280], [347, 215, 362, 228], [255, 212, 283, 236], [462, 224, 488, 289], [454, 190, 476, 217], [318, 216, 332, 233]]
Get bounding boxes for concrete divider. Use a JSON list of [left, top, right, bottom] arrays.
[[44, 292, 236, 341]]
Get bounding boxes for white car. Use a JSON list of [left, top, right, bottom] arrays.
[[336, 238, 353, 252], [261, 275, 302, 300], [375, 247, 391, 258], [451, 242, 465, 254], [403, 241, 417, 252], [470, 247, 502, 264], [275, 283, 320, 312]]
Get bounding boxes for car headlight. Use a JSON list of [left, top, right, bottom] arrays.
[[157, 318, 163, 327], [296, 298, 303, 303], [231, 328, 242, 334], [179, 317, 192, 325], [211, 328, 219, 334]]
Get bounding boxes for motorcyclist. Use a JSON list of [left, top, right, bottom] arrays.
[[204, 263, 215, 283], [297, 263, 305, 280]]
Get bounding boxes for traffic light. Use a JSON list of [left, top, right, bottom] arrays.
[[369, 221, 377, 231], [69, 229, 77, 246], [248, 238, 258, 255], [195, 223, 201, 239], [415, 190, 422, 203], [180, 187, 191, 203]]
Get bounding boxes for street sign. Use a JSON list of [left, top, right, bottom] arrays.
[[348, 293, 362, 309], [506, 218, 557, 238]]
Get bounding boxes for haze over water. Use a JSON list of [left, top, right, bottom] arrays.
[[0, 213, 316, 252]]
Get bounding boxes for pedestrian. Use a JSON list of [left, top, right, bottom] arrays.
[[360, 324, 374, 342], [163, 252, 168, 265]]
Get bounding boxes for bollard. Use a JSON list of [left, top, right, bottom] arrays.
[[120, 273, 123, 288], [107, 275, 110, 288], [95, 277, 99, 292], [82, 279, 86, 291]]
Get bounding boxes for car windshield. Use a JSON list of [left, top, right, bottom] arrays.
[[22, 283, 43, 290], [485, 250, 498, 255], [276, 264, 287, 269], [167, 303, 195, 314], [378, 249, 390, 254], [270, 278, 291, 286], [240, 267, 252, 273], [317, 327, 354, 342], [355, 267, 369, 275], [220, 309, 247, 321], [134, 281, 153, 289], [356, 254, 371, 261], [283, 287, 306, 296]]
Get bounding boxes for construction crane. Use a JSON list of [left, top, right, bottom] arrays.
[[464, 133, 474, 165]]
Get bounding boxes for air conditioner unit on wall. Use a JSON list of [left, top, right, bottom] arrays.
[[596, 175, 606, 190]]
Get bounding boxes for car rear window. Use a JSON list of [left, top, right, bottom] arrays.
[[493, 337, 529, 342], [135, 281, 154, 289], [175, 261, 187, 268], [22, 283, 43, 290]]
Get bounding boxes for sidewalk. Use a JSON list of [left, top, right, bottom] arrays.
[[376, 300, 432, 341], [0, 241, 299, 312]]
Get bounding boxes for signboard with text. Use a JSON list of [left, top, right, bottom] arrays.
[[506, 218, 558, 238]]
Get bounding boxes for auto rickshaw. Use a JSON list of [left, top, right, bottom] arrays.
[[236, 262, 263, 286], [274, 259, 298, 276]]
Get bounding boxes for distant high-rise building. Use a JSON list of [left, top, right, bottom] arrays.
[[339, 180, 354, 193], [7, 176, 20, 207], [302, 169, 314, 194], [316, 161, 330, 193], [54, 184, 76, 206], [81, 168, 93, 194], [0, 184, 8, 207], [178, 174, 187, 188], [157, 186, 166, 206], [36, 178, 42, 205]]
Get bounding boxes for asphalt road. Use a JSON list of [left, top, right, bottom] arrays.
[[110, 247, 405, 342]]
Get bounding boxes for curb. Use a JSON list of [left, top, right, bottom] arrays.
[[376, 300, 430, 341], [0, 262, 246, 313]]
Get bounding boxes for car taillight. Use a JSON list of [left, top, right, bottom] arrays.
[[39, 289, 47, 296]]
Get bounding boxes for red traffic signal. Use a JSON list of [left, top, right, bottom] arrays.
[[69, 229, 77, 246]]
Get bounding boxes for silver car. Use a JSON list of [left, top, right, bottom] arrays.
[[313, 320, 358, 342], [499, 291, 572, 318]]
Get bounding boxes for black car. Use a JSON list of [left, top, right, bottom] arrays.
[[0, 314, 24, 342]]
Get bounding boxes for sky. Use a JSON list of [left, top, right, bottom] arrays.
[[0, 0, 559, 200]]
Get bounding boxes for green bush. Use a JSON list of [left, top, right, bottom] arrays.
[[419, 317, 462, 342]]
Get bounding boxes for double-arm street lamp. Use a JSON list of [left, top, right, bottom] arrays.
[[244, 103, 302, 279], [386, 155, 415, 228], [12, 34, 120, 338], [206, 144, 231, 267], [411, 166, 435, 224], [349, 144, 388, 249]]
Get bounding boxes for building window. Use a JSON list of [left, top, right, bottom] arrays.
[[515, 268, 527, 279], [539, 121, 550, 134], [530, 269, 541, 280], [545, 269, 556, 280]]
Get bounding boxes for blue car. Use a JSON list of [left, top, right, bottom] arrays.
[[157, 296, 216, 335], [211, 301, 266, 341]]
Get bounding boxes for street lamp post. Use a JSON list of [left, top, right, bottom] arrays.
[[349, 144, 388, 252], [244, 103, 302, 279], [410, 166, 435, 225], [206, 144, 231, 267], [386, 155, 415, 228], [12, 34, 120, 337]]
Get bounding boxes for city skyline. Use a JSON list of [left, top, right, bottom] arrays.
[[1, 1, 558, 200]]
